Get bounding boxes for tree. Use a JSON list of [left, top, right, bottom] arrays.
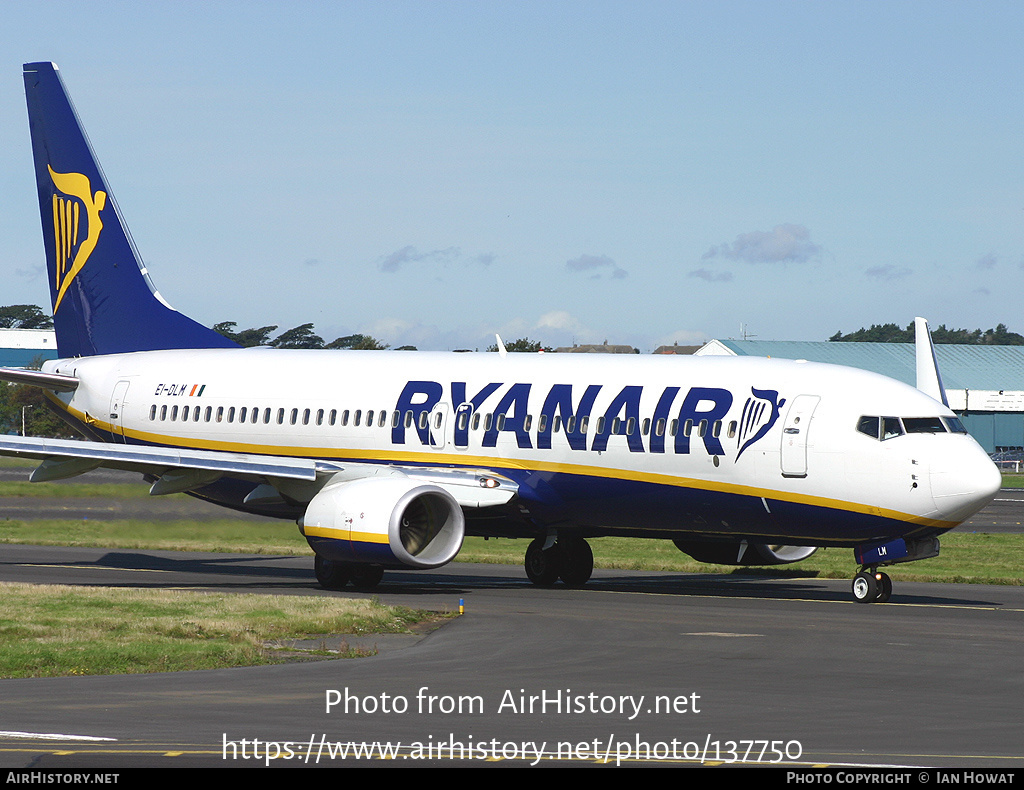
[[325, 334, 390, 350], [830, 323, 1024, 345], [213, 322, 278, 347], [486, 337, 552, 352], [0, 305, 53, 330], [270, 324, 324, 349]]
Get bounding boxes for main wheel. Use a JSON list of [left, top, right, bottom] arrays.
[[557, 536, 593, 588], [350, 565, 385, 591], [314, 554, 350, 590], [852, 571, 878, 603], [525, 538, 561, 586]]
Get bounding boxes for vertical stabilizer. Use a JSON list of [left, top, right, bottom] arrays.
[[23, 62, 237, 358], [914, 317, 948, 406]]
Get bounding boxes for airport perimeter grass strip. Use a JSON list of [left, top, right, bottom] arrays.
[[0, 520, 1021, 586], [0, 582, 448, 678]]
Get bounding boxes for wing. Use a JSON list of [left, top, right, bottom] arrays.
[[0, 434, 517, 507]]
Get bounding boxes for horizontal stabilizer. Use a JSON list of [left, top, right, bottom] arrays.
[[0, 367, 78, 392]]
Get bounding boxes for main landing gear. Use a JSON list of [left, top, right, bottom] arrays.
[[314, 554, 384, 591], [524, 535, 594, 588], [851, 567, 892, 604]]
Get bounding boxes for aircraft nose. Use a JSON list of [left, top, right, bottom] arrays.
[[929, 441, 1001, 524]]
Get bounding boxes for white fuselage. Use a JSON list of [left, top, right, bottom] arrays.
[[43, 348, 999, 545]]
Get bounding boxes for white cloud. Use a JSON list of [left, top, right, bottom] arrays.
[[865, 264, 912, 280], [688, 268, 733, 282], [378, 245, 478, 273], [566, 253, 628, 279], [703, 224, 821, 264]]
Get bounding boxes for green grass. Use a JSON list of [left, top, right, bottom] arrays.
[[459, 533, 1024, 586], [2, 518, 1021, 586], [0, 517, 311, 555], [0, 581, 447, 678], [0, 481, 151, 497]]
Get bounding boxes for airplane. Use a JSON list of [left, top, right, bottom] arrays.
[[2, 61, 1001, 604]]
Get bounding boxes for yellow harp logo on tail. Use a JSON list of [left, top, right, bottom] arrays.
[[48, 165, 106, 313]]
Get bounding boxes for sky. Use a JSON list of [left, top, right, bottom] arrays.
[[2, 1, 1023, 352]]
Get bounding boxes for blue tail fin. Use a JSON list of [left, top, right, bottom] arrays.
[[23, 62, 237, 358]]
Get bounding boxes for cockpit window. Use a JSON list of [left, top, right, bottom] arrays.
[[882, 417, 904, 439], [943, 416, 968, 434], [903, 417, 946, 434], [858, 414, 966, 440], [857, 416, 880, 439]]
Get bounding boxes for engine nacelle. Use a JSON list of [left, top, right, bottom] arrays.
[[673, 539, 816, 566], [301, 477, 464, 569]]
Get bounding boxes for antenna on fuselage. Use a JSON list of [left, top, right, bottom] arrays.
[[494, 334, 508, 358], [914, 317, 948, 406]]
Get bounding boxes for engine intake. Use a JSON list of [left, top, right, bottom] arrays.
[[301, 477, 464, 569]]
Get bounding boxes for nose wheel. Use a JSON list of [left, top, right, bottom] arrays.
[[852, 568, 892, 603]]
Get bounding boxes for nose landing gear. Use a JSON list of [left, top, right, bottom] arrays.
[[852, 568, 892, 603]]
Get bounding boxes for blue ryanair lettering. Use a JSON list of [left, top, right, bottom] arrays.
[[389, 380, 778, 459], [649, 386, 680, 454], [392, 381, 443, 446], [592, 385, 644, 453], [537, 383, 601, 451], [482, 383, 533, 449], [451, 382, 501, 447], [674, 387, 733, 456]]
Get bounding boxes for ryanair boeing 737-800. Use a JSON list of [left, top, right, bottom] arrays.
[[1, 62, 1001, 602]]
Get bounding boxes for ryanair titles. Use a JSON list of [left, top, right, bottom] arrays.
[[392, 380, 785, 459]]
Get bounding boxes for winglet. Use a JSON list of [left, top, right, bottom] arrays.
[[494, 334, 507, 358], [914, 317, 948, 406]]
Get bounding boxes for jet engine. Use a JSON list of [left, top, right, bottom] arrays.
[[673, 539, 816, 566], [301, 477, 464, 569]]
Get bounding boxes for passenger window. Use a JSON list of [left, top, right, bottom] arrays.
[[380, 411, 387, 428]]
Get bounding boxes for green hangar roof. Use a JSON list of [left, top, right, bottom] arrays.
[[696, 340, 1024, 392]]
